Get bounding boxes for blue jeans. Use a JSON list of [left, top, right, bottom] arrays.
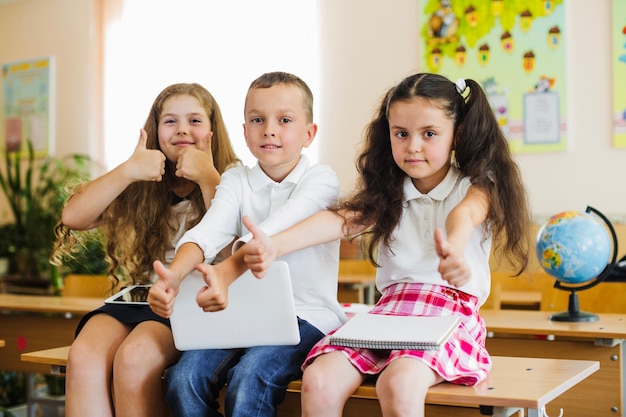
[[164, 318, 324, 417]]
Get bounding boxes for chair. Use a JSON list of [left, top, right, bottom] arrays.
[[61, 274, 112, 298]]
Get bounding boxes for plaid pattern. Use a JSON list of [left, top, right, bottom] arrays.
[[303, 282, 491, 386]]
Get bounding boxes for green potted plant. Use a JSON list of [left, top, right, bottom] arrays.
[[0, 370, 26, 417], [0, 140, 94, 289]]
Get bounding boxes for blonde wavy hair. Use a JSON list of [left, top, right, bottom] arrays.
[[52, 83, 239, 290]]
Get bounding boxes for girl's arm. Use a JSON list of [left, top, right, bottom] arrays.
[[190, 210, 366, 312], [435, 185, 490, 287], [245, 209, 368, 275], [62, 130, 166, 230], [212, 209, 366, 282], [445, 185, 490, 250]]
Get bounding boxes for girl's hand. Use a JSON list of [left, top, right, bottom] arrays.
[[195, 263, 230, 312], [242, 215, 277, 278], [125, 129, 166, 182], [175, 133, 218, 185], [434, 228, 471, 288], [148, 260, 181, 318]]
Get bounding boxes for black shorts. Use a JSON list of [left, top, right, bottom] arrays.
[[75, 303, 170, 337]]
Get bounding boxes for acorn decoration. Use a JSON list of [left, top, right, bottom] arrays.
[[501, 31, 514, 53], [520, 10, 533, 32], [478, 44, 490, 66], [547, 26, 561, 50], [523, 50, 536, 73]]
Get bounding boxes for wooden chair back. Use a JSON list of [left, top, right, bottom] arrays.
[[62, 274, 112, 298]]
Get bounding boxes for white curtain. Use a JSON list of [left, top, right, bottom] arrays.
[[102, 0, 320, 170]]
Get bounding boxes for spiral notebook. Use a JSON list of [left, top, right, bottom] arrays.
[[329, 313, 461, 350]]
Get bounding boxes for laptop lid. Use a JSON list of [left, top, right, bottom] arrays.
[[170, 260, 300, 350]]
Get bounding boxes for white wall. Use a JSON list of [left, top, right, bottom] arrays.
[[0, 0, 624, 222]]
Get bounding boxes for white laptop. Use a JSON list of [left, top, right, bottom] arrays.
[[169, 260, 300, 350]]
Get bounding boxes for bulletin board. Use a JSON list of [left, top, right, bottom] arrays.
[[420, 0, 567, 154], [2, 57, 55, 157], [613, 0, 626, 148]]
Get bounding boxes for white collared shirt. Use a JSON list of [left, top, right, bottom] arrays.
[[178, 155, 346, 333], [376, 166, 492, 304]]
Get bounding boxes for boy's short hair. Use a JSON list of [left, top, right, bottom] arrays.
[[246, 71, 314, 123]]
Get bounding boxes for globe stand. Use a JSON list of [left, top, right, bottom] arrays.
[[548, 206, 618, 322], [549, 289, 598, 322]]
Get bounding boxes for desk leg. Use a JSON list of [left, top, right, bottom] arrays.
[[26, 373, 65, 417], [486, 337, 621, 417], [365, 282, 376, 305]]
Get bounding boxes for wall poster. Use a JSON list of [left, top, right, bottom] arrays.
[[613, 0, 626, 148], [420, 0, 567, 154], [2, 57, 54, 157]]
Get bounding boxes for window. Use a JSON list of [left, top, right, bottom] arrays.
[[103, 0, 320, 169]]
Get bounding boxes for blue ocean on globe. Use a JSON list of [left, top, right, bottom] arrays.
[[536, 211, 611, 284]]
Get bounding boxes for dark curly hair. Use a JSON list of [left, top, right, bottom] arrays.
[[341, 73, 531, 275]]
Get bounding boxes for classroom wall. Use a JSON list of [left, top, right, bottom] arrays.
[[316, 0, 625, 223], [0, 0, 624, 223]]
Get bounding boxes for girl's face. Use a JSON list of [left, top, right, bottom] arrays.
[[388, 98, 454, 194], [158, 94, 213, 162]]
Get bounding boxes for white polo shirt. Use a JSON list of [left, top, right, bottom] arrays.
[[376, 166, 492, 305], [178, 155, 346, 333]]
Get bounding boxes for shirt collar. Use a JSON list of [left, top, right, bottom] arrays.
[[403, 165, 461, 202], [248, 154, 311, 191]]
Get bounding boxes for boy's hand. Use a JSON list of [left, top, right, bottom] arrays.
[[147, 260, 181, 318], [126, 129, 166, 182], [242, 216, 276, 278], [434, 228, 471, 288], [195, 263, 230, 312]]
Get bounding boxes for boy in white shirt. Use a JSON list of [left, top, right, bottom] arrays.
[[148, 71, 346, 417]]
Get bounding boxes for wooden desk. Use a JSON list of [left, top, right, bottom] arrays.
[[22, 347, 599, 417], [500, 290, 541, 310], [0, 294, 102, 373], [481, 309, 626, 417], [338, 274, 376, 305], [21, 346, 70, 375]]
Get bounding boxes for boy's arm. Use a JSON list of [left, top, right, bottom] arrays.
[[148, 242, 205, 318], [235, 164, 339, 246], [435, 185, 490, 288], [176, 168, 245, 262]]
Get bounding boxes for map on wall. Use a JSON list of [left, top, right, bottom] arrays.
[[2, 57, 54, 157], [613, 0, 626, 148], [420, 0, 567, 154]]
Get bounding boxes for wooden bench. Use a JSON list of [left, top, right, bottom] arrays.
[[21, 346, 599, 417]]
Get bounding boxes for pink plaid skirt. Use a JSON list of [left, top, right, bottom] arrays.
[[303, 282, 491, 386]]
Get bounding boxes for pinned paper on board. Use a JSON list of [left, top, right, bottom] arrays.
[[2, 57, 54, 157]]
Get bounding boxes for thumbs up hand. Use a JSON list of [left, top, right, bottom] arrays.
[[125, 129, 166, 182]]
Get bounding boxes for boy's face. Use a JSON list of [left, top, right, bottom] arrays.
[[243, 83, 317, 182]]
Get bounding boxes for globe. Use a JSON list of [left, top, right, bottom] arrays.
[[536, 210, 612, 285]]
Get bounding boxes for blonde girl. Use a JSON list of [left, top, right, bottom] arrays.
[[52, 83, 239, 417]]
